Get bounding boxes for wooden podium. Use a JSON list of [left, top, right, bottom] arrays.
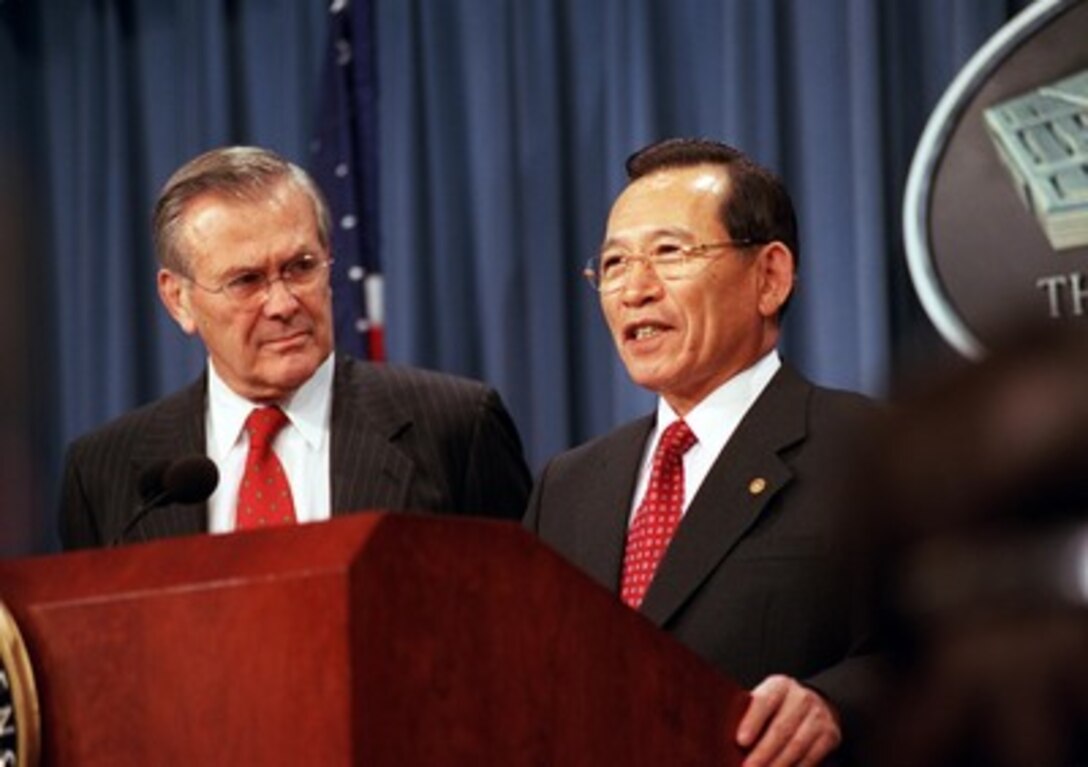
[[0, 513, 748, 765]]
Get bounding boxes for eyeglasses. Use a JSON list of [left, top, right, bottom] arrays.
[[583, 240, 762, 294], [183, 254, 334, 305]]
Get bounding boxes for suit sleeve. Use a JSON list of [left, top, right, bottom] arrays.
[[522, 453, 561, 533], [461, 387, 532, 520], [522, 466, 544, 531], [58, 444, 103, 550]]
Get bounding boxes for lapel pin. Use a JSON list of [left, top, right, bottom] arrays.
[[748, 477, 767, 495]]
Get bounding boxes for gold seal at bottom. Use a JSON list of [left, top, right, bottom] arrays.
[[0, 599, 40, 767]]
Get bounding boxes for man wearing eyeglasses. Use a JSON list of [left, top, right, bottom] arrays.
[[525, 138, 878, 766], [61, 146, 530, 548]]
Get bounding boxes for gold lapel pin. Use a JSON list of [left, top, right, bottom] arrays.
[[748, 477, 767, 495]]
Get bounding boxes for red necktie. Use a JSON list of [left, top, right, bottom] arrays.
[[621, 420, 698, 609], [235, 406, 297, 530]]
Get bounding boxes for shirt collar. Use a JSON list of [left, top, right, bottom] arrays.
[[654, 349, 782, 445], [207, 352, 335, 454]]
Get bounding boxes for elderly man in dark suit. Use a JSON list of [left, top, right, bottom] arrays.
[[525, 138, 877, 766], [62, 146, 530, 548]]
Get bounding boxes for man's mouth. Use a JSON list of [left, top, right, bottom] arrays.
[[625, 322, 669, 341], [263, 329, 310, 348]]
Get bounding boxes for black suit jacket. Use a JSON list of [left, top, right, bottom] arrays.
[[525, 364, 879, 738], [61, 356, 531, 548]]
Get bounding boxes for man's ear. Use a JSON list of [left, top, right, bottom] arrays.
[[157, 269, 198, 335], [756, 242, 796, 318]]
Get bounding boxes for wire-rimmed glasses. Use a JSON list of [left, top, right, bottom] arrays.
[[183, 253, 334, 306], [583, 240, 762, 294]]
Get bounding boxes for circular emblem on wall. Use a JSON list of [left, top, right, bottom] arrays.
[[0, 600, 39, 767], [903, 0, 1088, 358]]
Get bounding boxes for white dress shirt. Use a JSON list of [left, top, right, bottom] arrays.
[[205, 353, 335, 533], [629, 350, 781, 523]]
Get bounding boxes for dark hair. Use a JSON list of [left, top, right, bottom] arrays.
[[152, 146, 331, 274], [625, 138, 800, 273]]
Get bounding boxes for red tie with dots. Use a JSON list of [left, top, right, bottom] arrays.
[[235, 406, 297, 530], [621, 420, 698, 609]]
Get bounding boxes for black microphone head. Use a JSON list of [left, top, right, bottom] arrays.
[[161, 456, 220, 504], [137, 459, 172, 503], [114, 456, 219, 546]]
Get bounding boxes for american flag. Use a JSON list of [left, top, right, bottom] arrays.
[[310, 0, 383, 360]]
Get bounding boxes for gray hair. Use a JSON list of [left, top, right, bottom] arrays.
[[152, 146, 331, 273]]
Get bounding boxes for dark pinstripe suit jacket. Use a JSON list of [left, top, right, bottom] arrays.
[[524, 364, 880, 741], [61, 356, 531, 548]]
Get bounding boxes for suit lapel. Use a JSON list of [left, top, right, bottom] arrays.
[[129, 377, 209, 541], [640, 366, 811, 626], [576, 417, 655, 590], [329, 357, 416, 514]]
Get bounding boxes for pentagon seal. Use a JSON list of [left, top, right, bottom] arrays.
[[903, 0, 1088, 358], [0, 600, 39, 767]]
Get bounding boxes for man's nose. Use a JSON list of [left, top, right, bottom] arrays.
[[619, 258, 664, 304], [261, 276, 300, 314]]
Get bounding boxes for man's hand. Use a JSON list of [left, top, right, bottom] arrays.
[[735, 674, 842, 766]]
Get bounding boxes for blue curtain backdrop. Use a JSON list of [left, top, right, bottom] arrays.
[[1, 0, 1032, 556]]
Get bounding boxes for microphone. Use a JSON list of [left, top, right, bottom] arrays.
[[112, 455, 219, 546], [137, 458, 173, 503]]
